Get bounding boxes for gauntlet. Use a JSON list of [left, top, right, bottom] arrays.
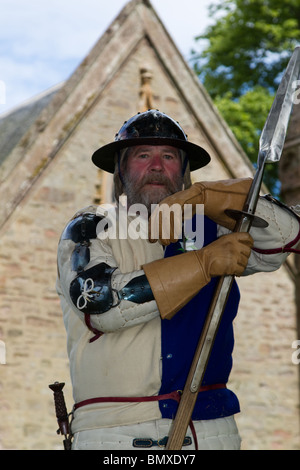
[[149, 178, 252, 244], [143, 232, 253, 320]]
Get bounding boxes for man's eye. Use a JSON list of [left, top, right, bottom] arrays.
[[163, 154, 174, 159], [138, 154, 148, 158]]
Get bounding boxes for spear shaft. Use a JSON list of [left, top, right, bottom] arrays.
[[166, 46, 300, 450]]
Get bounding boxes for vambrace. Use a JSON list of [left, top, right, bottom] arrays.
[[69, 262, 154, 315], [118, 275, 154, 304]]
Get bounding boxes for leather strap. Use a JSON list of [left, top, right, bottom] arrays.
[[84, 313, 103, 343], [73, 384, 226, 410], [73, 384, 226, 451], [74, 389, 182, 410]]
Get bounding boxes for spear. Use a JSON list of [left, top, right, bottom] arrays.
[[166, 46, 300, 450]]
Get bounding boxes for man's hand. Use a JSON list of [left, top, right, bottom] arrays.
[[200, 232, 254, 278], [143, 231, 253, 319], [148, 178, 252, 244]]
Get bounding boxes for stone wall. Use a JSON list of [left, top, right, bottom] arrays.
[[0, 2, 299, 450]]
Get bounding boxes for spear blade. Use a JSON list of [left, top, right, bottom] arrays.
[[259, 46, 300, 166]]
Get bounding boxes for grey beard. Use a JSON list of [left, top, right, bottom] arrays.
[[123, 172, 183, 213]]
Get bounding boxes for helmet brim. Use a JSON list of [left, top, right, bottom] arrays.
[[92, 137, 211, 173]]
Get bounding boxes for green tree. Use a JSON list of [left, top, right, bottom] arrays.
[[213, 86, 278, 191], [191, 0, 300, 195]]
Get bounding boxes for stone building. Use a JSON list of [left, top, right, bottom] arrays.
[[0, 0, 299, 450], [281, 97, 300, 354]]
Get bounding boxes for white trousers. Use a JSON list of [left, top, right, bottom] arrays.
[[72, 416, 241, 450]]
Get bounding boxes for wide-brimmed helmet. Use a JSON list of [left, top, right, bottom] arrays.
[[92, 109, 211, 173]]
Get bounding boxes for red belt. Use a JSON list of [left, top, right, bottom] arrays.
[[73, 383, 226, 450], [73, 383, 226, 410]]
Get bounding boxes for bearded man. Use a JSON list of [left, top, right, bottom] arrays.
[[56, 110, 300, 450]]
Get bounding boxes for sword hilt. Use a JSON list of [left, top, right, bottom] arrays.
[[225, 209, 268, 228], [49, 381, 70, 437]]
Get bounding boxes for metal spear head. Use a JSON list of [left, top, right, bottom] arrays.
[[258, 46, 300, 167]]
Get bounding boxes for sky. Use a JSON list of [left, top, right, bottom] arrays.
[[0, 0, 215, 116]]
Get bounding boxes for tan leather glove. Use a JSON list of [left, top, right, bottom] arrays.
[[143, 232, 253, 320], [149, 178, 252, 244]]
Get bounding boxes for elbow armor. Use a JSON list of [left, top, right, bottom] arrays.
[[70, 263, 118, 314], [70, 263, 154, 315]]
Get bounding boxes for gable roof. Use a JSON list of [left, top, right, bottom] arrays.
[[0, 0, 256, 233], [0, 83, 63, 169]]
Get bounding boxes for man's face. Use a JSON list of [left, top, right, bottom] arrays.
[[123, 145, 183, 210]]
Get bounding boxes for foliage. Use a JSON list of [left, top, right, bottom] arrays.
[[190, 0, 300, 195], [213, 86, 279, 192], [192, 0, 300, 99], [213, 87, 273, 161]]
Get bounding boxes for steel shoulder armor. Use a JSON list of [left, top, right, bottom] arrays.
[[61, 208, 103, 273]]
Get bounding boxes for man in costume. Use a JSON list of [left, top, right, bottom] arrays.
[[56, 110, 300, 450]]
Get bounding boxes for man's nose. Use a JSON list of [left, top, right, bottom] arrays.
[[150, 155, 163, 171]]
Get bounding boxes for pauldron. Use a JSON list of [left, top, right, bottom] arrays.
[[70, 263, 154, 315], [61, 208, 106, 273]]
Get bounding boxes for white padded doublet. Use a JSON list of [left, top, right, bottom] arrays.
[[71, 416, 241, 450]]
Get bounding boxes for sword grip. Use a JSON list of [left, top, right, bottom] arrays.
[[49, 382, 70, 437]]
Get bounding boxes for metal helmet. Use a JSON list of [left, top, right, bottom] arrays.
[[91, 109, 210, 173]]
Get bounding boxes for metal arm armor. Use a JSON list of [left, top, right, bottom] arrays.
[[118, 275, 154, 304], [62, 207, 155, 316], [70, 263, 154, 315], [61, 208, 107, 273]]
